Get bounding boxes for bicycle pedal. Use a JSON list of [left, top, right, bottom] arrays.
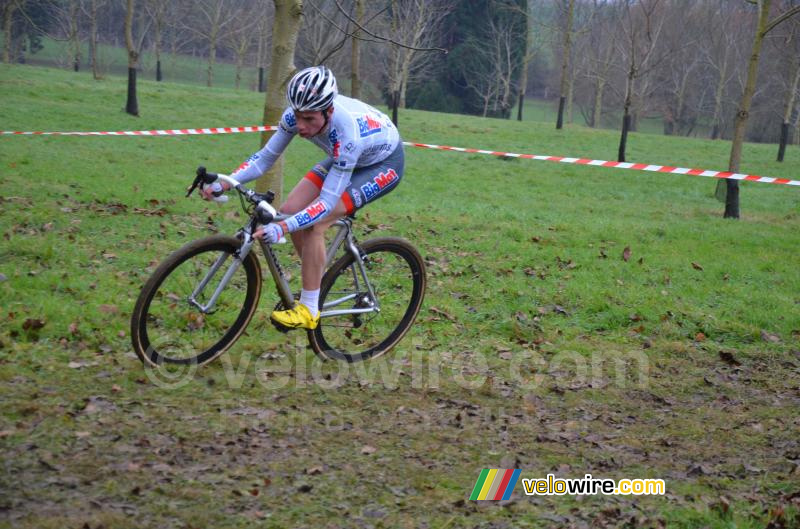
[[269, 317, 293, 333]]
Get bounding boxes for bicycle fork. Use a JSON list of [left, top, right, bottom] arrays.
[[188, 237, 256, 314]]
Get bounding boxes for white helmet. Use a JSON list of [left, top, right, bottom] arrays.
[[286, 66, 338, 112]]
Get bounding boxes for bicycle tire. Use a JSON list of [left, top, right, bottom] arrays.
[[309, 237, 426, 363], [131, 235, 262, 366]]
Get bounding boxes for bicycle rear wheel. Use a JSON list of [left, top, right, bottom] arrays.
[[131, 235, 262, 366], [309, 237, 426, 362]]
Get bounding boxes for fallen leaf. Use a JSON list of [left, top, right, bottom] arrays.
[[306, 466, 324, 475], [695, 332, 706, 342], [719, 351, 741, 366], [98, 305, 119, 315], [22, 318, 46, 331], [69, 322, 79, 335], [75, 431, 91, 438], [760, 330, 781, 343], [691, 262, 704, 271], [622, 246, 631, 262], [112, 384, 122, 393], [361, 445, 377, 455]]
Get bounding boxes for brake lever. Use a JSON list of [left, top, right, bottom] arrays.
[[186, 166, 208, 198]]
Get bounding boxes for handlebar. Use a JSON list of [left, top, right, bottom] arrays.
[[187, 166, 288, 226]]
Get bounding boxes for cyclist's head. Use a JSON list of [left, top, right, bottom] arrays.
[[286, 66, 338, 112]]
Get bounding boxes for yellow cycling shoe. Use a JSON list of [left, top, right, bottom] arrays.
[[270, 303, 320, 330]]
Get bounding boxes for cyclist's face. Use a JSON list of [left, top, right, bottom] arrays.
[[295, 108, 331, 138]]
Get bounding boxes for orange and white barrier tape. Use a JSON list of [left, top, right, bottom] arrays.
[[406, 142, 800, 187], [0, 126, 277, 136], [2, 125, 797, 187]]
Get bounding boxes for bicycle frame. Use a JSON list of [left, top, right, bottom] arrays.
[[189, 201, 380, 320]]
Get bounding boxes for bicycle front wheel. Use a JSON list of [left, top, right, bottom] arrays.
[[131, 235, 262, 366], [310, 237, 426, 362]]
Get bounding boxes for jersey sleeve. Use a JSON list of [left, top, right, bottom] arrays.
[[230, 108, 297, 184], [283, 122, 361, 233]]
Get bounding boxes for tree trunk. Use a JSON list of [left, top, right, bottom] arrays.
[[618, 71, 635, 162], [794, 102, 800, 146], [591, 79, 605, 128], [69, 0, 80, 72], [722, 0, 772, 219], [517, 4, 533, 122], [125, 0, 139, 116], [777, 57, 800, 162], [555, 0, 574, 130], [566, 75, 574, 124], [90, 0, 100, 79], [2, 1, 16, 64], [350, 0, 363, 99], [258, 0, 303, 201], [258, 67, 265, 92], [556, 97, 566, 129], [207, 40, 216, 88], [710, 56, 728, 139], [157, 60, 162, 82], [618, 113, 630, 162], [392, 90, 399, 125]]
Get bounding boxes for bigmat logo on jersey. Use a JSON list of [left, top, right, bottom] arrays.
[[361, 168, 398, 200], [296, 201, 328, 227], [357, 116, 382, 137]]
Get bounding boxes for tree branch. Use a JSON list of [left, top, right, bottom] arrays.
[[763, 5, 800, 36], [330, 0, 448, 54]]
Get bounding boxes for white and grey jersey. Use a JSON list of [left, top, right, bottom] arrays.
[[230, 95, 400, 232]]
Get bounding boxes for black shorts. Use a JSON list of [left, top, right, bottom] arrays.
[[304, 144, 404, 214]]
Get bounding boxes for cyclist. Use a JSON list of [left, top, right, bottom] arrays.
[[202, 65, 404, 330]]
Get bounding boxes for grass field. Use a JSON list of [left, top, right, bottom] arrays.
[[1, 64, 799, 528]]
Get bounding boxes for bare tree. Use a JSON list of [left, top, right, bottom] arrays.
[[255, 1, 274, 92], [460, 10, 522, 118], [143, 0, 166, 81], [46, 0, 83, 71], [299, 0, 351, 68], [79, 0, 107, 79], [555, 0, 575, 129], [616, 0, 666, 162], [225, 14, 259, 90], [257, 0, 302, 201], [2, 0, 26, 64], [125, 0, 139, 115], [350, 0, 363, 98], [776, 15, 800, 161], [505, 0, 546, 121], [183, 0, 246, 88], [699, 2, 746, 139], [384, 0, 454, 110], [721, 0, 800, 218]]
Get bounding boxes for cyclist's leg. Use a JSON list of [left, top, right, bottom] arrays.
[[300, 199, 348, 291]]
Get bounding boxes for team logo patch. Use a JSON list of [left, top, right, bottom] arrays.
[[360, 168, 398, 201], [352, 190, 363, 208], [329, 129, 341, 158], [296, 201, 328, 227], [283, 111, 297, 128], [357, 116, 382, 137]]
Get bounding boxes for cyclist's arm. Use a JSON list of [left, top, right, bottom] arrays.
[[230, 110, 297, 185]]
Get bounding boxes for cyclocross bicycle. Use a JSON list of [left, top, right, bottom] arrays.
[[130, 167, 426, 365]]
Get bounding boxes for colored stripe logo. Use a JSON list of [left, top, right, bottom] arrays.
[[470, 469, 521, 501]]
